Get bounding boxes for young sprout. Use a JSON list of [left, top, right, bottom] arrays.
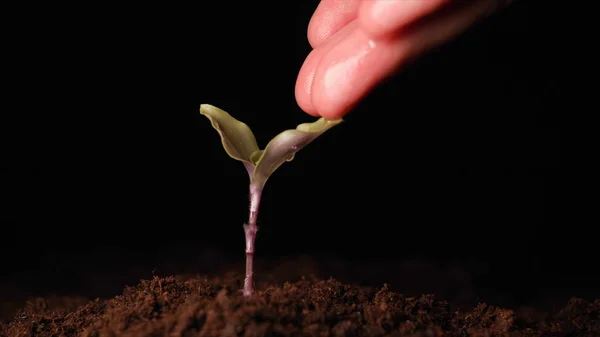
[[200, 104, 342, 296]]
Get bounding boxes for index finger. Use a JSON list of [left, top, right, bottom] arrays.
[[307, 0, 361, 48]]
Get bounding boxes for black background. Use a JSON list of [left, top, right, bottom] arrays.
[[1, 0, 594, 320]]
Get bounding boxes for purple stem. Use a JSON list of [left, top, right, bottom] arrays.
[[243, 183, 262, 296]]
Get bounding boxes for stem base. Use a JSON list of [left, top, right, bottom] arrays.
[[242, 184, 262, 297], [243, 222, 257, 296]]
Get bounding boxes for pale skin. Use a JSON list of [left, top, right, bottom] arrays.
[[296, 0, 513, 120]]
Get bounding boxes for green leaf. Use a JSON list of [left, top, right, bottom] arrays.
[[200, 104, 343, 187], [200, 104, 260, 164], [252, 118, 343, 187]]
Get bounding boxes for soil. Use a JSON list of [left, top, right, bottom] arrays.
[[1, 273, 598, 337]]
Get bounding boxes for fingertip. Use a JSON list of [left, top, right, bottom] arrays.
[[295, 49, 319, 117], [310, 28, 368, 120], [315, 104, 348, 121], [295, 70, 319, 117], [306, 11, 327, 49], [298, 21, 361, 118], [356, 0, 383, 36], [311, 27, 409, 120], [307, 0, 361, 48]]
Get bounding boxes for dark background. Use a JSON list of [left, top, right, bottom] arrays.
[[1, 0, 594, 322]]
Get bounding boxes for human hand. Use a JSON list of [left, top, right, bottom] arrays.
[[295, 0, 513, 119]]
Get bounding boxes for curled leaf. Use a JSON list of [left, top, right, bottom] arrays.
[[252, 118, 343, 187], [200, 104, 342, 188], [200, 104, 260, 164]]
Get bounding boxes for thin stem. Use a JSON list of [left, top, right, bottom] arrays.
[[243, 183, 262, 296]]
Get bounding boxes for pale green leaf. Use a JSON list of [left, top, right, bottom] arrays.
[[250, 150, 264, 165], [252, 118, 342, 187], [200, 104, 260, 164]]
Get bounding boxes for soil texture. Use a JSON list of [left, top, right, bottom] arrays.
[[1, 273, 598, 337]]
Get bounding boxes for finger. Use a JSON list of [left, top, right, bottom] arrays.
[[309, 26, 408, 119], [296, 20, 359, 116], [358, 0, 449, 38], [310, 0, 498, 119], [307, 0, 361, 48]]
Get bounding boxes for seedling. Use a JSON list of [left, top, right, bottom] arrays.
[[200, 104, 342, 296]]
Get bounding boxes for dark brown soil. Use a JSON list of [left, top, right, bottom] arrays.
[[1, 273, 598, 337]]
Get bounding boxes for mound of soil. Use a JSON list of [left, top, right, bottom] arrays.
[[1, 274, 598, 337]]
